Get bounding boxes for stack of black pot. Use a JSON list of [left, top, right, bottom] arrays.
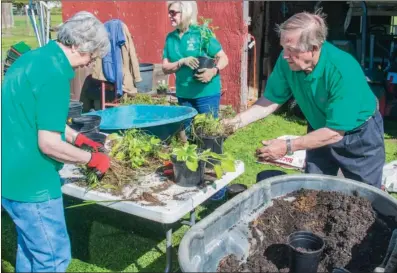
[[67, 100, 84, 124], [67, 100, 107, 146]]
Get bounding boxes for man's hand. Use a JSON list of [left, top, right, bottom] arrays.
[[87, 152, 110, 177], [195, 68, 217, 83], [74, 133, 103, 151], [178, 57, 199, 70], [256, 139, 287, 161], [221, 117, 241, 134]]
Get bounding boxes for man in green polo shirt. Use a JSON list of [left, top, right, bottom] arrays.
[[2, 11, 111, 272], [224, 11, 385, 188]]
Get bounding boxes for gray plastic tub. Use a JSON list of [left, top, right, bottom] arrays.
[[178, 174, 397, 272]]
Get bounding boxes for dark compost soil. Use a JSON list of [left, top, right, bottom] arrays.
[[217, 189, 397, 273]]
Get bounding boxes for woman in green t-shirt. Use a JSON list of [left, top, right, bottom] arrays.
[[162, 1, 229, 134]]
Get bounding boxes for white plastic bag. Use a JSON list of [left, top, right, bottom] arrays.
[[382, 160, 397, 193]]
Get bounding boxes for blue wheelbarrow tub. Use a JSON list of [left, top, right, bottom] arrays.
[[178, 174, 397, 272], [85, 105, 197, 140]]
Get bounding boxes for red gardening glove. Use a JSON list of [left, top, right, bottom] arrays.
[[75, 133, 103, 151], [87, 152, 110, 177]]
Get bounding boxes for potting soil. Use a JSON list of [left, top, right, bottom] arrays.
[[217, 189, 397, 273]]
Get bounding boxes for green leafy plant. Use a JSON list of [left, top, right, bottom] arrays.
[[192, 16, 219, 57], [156, 82, 169, 95], [219, 105, 237, 119], [192, 113, 226, 137], [79, 129, 171, 193], [171, 143, 235, 179], [109, 129, 170, 169], [119, 93, 168, 106]]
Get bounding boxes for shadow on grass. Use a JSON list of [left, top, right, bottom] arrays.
[[384, 117, 397, 139], [1, 196, 184, 272], [64, 196, 183, 272]]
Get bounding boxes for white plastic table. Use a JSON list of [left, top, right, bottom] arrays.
[[59, 161, 245, 272]]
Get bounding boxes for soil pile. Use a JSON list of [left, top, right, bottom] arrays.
[[217, 189, 397, 273]]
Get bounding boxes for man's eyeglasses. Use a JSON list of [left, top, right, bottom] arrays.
[[168, 10, 181, 17]]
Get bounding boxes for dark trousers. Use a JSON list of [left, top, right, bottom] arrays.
[[305, 111, 385, 188]]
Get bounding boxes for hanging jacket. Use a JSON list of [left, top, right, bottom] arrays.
[[92, 20, 142, 95], [102, 19, 125, 96]]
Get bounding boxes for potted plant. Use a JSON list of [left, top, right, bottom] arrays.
[[171, 143, 235, 186], [156, 82, 169, 95], [192, 16, 218, 74], [192, 113, 227, 156]]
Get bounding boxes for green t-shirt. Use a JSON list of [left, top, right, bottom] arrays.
[[163, 25, 222, 99], [264, 41, 376, 131], [2, 40, 75, 202]]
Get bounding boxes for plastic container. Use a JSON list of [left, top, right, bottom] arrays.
[[84, 105, 198, 140], [197, 136, 225, 155], [194, 56, 215, 74], [211, 187, 227, 201], [178, 174, 397, 272], [68, 100, 83, 122], [82, 132, 107, 145], [227, 184, 247, 199], [71, 115, 101, 133], [256, 170, 287, 183], [171, 155, 205, 187], [136, 63, 154, 93], [287, 231, 325, 273]]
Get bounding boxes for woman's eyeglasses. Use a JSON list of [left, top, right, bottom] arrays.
[[168, 10, 181, 17]]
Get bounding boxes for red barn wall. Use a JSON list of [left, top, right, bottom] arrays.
[[62, 1, 247, 111]]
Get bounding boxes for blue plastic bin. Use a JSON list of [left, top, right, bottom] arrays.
[[85, 104, 197, 140]]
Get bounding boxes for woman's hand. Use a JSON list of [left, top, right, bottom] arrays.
[[178, 57, 199, 70], [195, 68, 217, 83]]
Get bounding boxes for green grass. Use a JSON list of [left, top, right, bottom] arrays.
[[2, 113, 396, 272], [1, 15, 62, 60]]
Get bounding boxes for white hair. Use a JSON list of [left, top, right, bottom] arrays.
[[167, 1, 198, 30], [275, 9, 328, 51], [57, 11, 110, 58]]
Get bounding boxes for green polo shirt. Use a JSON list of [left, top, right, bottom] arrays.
[[163, 25, 222, 99], [264, 41, 376, 131], [2, 40, 74, 202]]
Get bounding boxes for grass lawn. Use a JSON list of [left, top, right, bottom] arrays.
[[1, 15, 62, 61], [2, 113, 396, 272]]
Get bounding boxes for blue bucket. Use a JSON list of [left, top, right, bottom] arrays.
[[211, 187, 226, 201]]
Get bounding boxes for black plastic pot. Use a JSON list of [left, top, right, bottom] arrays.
[[171, 155, 205, 187], [67, 100, 83, 122], [227, 184, 247, 199], [287, 231, 325, 273], [71, 115, 101, 133], [197, 135, 225, 154], [194, 56, 215, 74], [196, 135, 225, 169], [256, 170, 287, 183], [82, 132, 107, 145]]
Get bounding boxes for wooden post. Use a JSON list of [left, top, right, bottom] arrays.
[[1, 3, 14, 29]]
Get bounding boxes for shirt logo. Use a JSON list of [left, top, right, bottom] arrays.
[[186, 37, 197, 51]]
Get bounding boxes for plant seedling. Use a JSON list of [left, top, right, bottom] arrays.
[[171, 143, 235, 179]]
